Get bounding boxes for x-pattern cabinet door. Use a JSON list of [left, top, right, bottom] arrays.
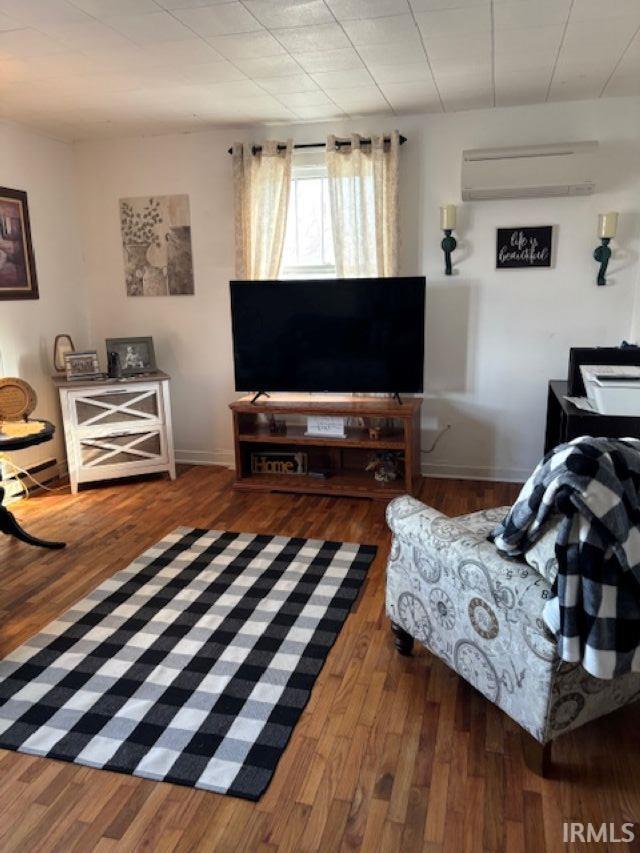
[[57, 377, 176, 494], [70, 385, 163, 430]]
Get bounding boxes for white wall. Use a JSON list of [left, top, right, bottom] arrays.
[[75, 128, 250, 468], [0, 121, 88, 470], [75, 96, 640, 481]]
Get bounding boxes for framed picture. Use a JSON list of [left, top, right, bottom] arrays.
[[0, 187, 38, 300], [64, 351, 102, 381], [496, 226, 553, 269], [105, 337, 156, 376], [119, 195, 194, 297]]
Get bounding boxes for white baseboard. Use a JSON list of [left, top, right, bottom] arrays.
[[422, 461, 528, 484], [175, 449, 235, 468]]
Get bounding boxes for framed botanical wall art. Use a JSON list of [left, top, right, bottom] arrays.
[[119, 194, 194, 297], [0, 187, 38, 300]]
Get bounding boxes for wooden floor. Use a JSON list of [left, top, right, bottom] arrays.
[[0, 467, 638, 853]]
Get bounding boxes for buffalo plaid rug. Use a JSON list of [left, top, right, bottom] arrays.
[[0, 528, 375, 799]]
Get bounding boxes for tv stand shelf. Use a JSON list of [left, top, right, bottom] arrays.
[[230, 394, 422, 501]]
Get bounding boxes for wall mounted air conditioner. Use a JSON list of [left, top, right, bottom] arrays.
[[461, 141, 598, 201]]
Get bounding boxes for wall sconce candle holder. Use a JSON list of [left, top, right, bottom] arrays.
[[440, 204, 457, 276], [594, 212, 618, 287]]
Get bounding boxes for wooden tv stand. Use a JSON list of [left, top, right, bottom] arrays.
[[230, 394, 422, 500]]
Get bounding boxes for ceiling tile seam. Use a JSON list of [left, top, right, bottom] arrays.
[[407, 3, 446, 114], [598, 23, 640, 97], [233, 0, 344, 123], [544, 0, 575, 103], [162, 1, 306, 124], [490, 0, 495, 108], [236, 0, 350, 124], [319, 4, 397, 118], [32, 1, 158, 55]]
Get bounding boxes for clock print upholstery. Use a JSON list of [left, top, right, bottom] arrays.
[[386, 495, 640, 745]]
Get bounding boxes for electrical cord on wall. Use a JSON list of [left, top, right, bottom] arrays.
[[0, 454, 66, 503], [421, 423, 452, 455]]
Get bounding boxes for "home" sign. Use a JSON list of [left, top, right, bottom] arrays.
[[496, 226, 553, 269]]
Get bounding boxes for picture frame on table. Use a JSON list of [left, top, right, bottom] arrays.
[[105, 337, 156, 377], [64, 350, 102, 381]]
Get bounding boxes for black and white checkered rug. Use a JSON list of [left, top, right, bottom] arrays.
[[0, 527, 375, 800]]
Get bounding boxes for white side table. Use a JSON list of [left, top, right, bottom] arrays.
[[54, 371, 176, 494]]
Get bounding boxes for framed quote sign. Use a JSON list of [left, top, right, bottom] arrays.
[[496, 226, 553, 269]]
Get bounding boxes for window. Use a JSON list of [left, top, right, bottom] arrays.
[[280, 156, 335, 279]]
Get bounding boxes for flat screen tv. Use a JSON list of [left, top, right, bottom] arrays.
[[230, 277, 425, 393]]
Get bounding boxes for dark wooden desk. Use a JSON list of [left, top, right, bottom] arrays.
[[0, 420, 65, 549], [544, 380, 640, 454]]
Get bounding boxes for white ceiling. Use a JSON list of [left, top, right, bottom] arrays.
[[0, 0, 638, 141]]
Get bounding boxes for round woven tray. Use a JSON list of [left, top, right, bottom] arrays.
[[0, 377, 38, 421]]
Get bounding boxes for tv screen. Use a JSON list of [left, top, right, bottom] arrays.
[[230, 277, 425, 393]]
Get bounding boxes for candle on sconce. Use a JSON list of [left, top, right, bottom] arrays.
[[440, 204, 457, 231], [594, 212, 619, 286], [598, 212, 618, 239], [439, 205, 458, 275]]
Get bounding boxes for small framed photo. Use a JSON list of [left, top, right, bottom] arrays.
[[105, 337, 156, 377], [64, 350, 101, 381]]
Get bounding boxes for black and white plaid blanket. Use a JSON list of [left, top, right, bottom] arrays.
[[491, 436, 640, 679]]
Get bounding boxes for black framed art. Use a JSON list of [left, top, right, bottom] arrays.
[[105, 337, 157, 376], [496, 226, 553, 269], [0, 187, 38, 300]]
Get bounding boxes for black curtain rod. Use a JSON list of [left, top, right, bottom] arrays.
[[227, 134, 407, 155]]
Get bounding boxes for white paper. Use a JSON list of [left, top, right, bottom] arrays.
[[564, 396, 598, 413]]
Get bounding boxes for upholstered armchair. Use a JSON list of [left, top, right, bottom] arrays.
[[385, 495, 640, 774]]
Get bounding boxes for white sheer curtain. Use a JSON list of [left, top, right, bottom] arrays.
[[232, 140, 293, 279], [325, 131, 400, 278]]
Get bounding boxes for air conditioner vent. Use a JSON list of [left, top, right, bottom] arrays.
[[461, 141, 598, 201]]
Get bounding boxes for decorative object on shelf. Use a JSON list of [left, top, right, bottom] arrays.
[[366, 450, 403, 483], [0, 420, 46, 439], [107, 349, 122, 379], [305, 415, 346, 438], [440, 204, 457, 276], [593, 212, 618, 287], [267, 414, 286, 435], [366, 417, 388, 441], [0, 377, 37, 422], [119, 195, 194, 296], [53, 334, 75, 373], [64, 350, 102, 381], [54, 371, 176, 494], [496, 226, 552, 269], [251, 451, 307, 475], [0, 187, 38, 301], [105, 337, 156, 377]]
